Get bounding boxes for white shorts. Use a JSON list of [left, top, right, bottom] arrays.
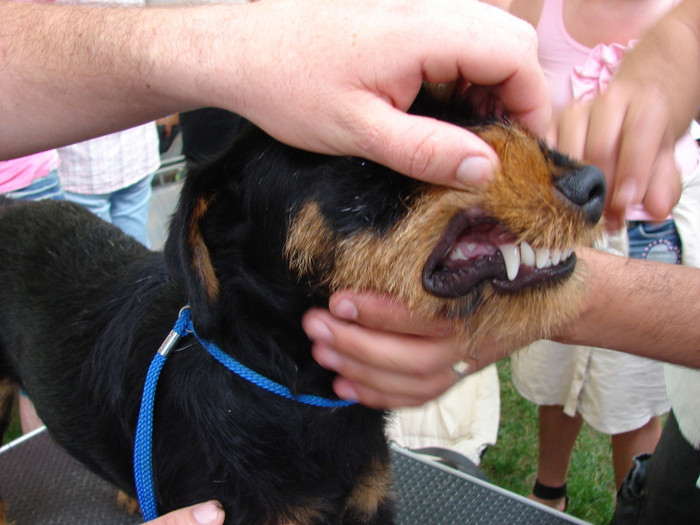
[[511, 341, 670, 434]]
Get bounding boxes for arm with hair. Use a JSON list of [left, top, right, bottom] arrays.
[[305, 251, 700, 409], [0, 0, 549, 189], [558, 248, 700, 368], [0, 3, 234, 157]]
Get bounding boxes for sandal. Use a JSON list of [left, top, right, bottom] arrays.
[[532, 479, 568, 512]]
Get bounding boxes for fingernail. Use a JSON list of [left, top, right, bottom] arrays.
[[304, 317, 334, 345], [614, 181, 637, 210], [193, 501, 224, 525], [456, 156, 494, 186], [334, 380, 360, 402], [331, 298, 358, 321]]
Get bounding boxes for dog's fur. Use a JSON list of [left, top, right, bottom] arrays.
[[0, 87, 604, 524]]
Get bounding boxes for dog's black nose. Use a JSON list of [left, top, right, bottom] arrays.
[[555, 165, 606, 224]]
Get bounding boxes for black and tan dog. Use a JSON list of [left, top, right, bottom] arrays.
[[0, 87, 604, 524]]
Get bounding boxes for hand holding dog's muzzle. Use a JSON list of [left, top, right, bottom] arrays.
[[305, 291, 510, 409]]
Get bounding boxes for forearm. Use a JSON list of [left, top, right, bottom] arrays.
[[1, 0, 549, 187], [0, 2, 252, 158], [559, 248, 700, 368]]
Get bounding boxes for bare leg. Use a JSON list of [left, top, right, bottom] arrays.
[[529, 405, 583, 510], [19, 395, 43, 434], [611, 416, 663, 488]]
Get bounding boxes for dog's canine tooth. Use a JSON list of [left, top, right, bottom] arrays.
[[499, 243, 520, 281], [535, 247, 551, 269], [520, 241, 536, 267]]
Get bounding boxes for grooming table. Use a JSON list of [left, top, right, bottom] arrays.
[[0, 428, 589, 524]]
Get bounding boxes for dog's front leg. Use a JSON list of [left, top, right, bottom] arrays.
[[341, 460, 395, 525], [341, 498, 394, 525]]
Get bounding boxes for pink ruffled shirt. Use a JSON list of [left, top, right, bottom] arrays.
[[570, 41, 632, 102], [537, 0, 699, 220]]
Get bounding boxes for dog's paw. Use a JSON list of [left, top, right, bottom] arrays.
[[117, 490, 141, 515], [0, 499, 16, 525]]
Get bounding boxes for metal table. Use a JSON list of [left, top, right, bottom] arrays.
[[0, 428, 589, 524]]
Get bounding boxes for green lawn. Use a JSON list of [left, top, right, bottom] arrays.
[[480, 359, 617, 525]]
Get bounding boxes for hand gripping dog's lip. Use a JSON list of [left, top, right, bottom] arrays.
[[422, 210, 577, 297]]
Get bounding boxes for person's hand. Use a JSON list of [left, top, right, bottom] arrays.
[[2, 0, 549, 176], [550, 86, 682, 231], [547, 0, 700, 229], [303, 291, 507, 408], [156, 114, 180, 138], [143, 501, 224, 525], [221, 0, 550, 189]]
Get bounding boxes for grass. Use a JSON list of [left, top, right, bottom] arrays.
[[2, 398, 22, 446], [2, 359, 618, 523], [480, 359, 617, 525]]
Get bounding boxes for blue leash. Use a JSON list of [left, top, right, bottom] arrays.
[[133, 306, 356, 520]]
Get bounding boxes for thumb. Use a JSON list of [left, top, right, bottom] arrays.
[[355, 103, 500, 189], [191, 501, 225, 525], [144, 501, 225, 525]]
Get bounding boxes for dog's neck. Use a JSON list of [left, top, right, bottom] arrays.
[[174, 304, 350, 406]]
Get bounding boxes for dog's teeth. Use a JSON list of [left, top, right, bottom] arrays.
[[448, 247, 468, 261], [550, 249, 562, 266], [499, 243, 520, 281], [520, 241, 536, 267], [535, 248, 550, 269]]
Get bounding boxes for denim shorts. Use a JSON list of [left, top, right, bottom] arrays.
[[627, 219, 682, 265], [64, 173, 153, 248], [4, 169, 65, 202]]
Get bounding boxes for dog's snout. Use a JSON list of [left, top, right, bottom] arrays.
[[555, 165, 606, 224]]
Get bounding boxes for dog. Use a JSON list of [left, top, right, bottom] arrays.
[[0, 86, 604, 524]]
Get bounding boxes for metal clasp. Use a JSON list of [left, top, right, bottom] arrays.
[[157, 306, 193, 356], [157, 330, 182, 357]]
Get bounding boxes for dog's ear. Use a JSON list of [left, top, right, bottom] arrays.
[[165, 124, 280, 338], [165, 178, 224, 338], [411, 82, 497, 127]]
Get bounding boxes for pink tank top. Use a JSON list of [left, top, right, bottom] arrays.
[[536, 0, 698, 220], [0, 151, 59, 193]]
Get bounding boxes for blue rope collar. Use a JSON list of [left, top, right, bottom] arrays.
[[133, 306, 356, 520]]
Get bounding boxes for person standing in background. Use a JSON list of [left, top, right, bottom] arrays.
[[57, 122, 159, 247], [505, 0, 700, 513]]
